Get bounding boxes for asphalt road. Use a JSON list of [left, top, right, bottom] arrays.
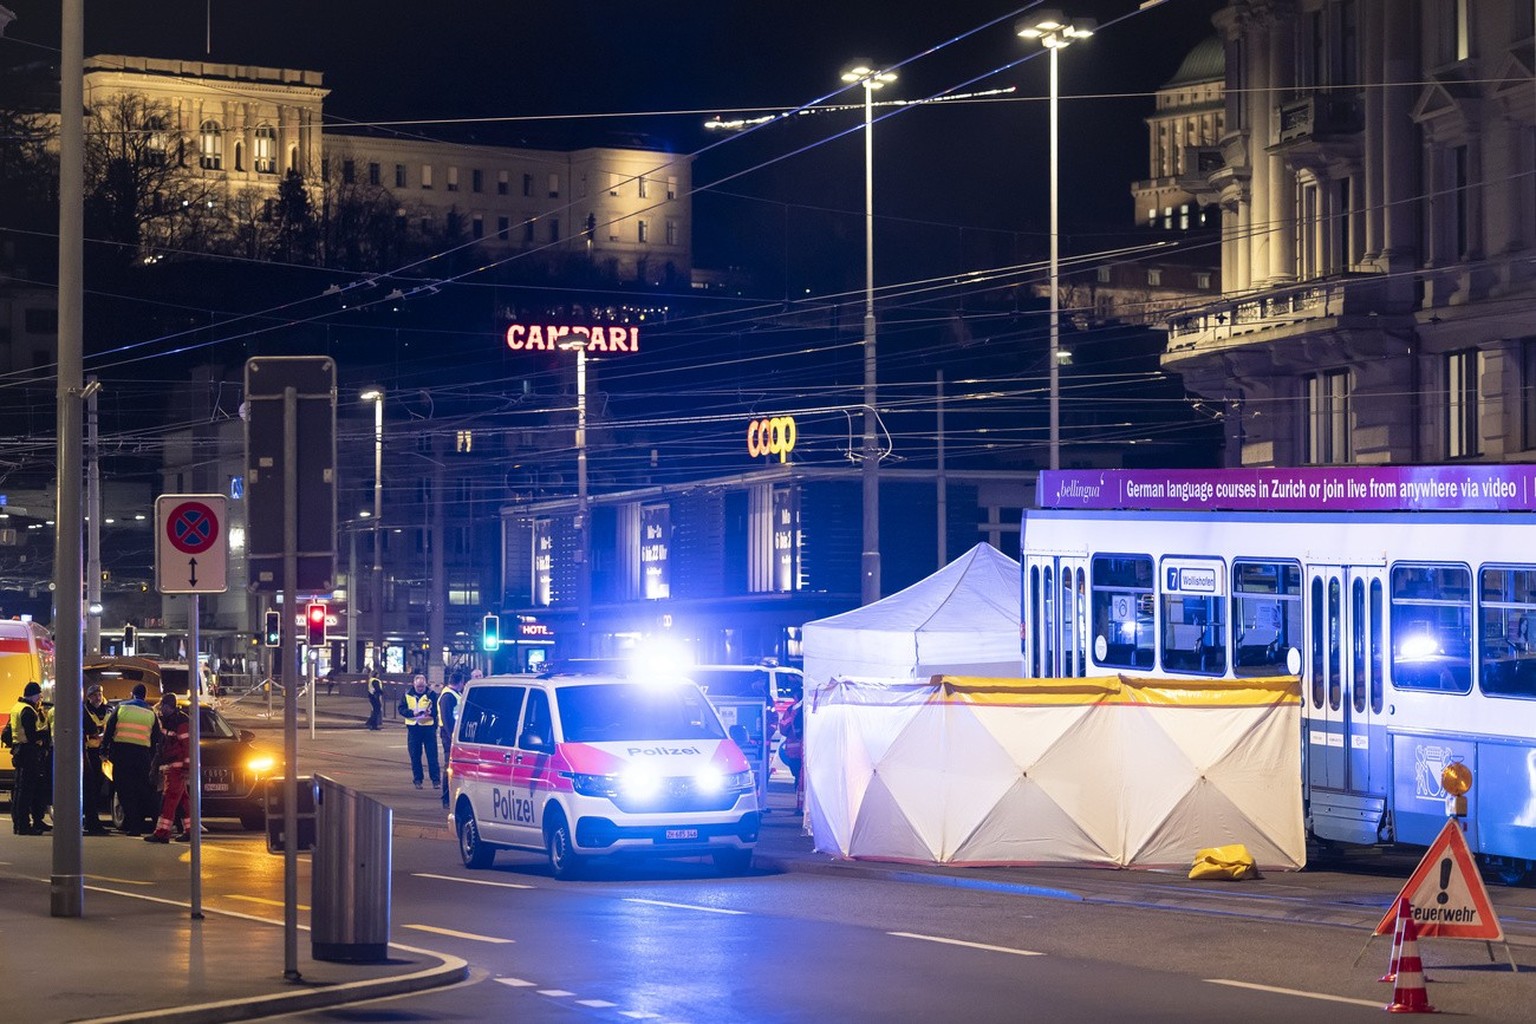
[[200, 696, 1535, 1022]]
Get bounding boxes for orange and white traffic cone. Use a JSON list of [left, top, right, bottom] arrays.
[[1386, 915, 1437, 1014], [1380, 897, 1409, 983]]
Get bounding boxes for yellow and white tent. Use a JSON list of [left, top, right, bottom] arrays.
[[804, 674, 1305, 870]]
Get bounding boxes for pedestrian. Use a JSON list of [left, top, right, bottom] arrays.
[[397, 674, 439, 789], [102, 682, 157, 835], [8, 681, 50, 835], [437, 671, 465, 807], [144, 691, 192, 843], [82, 683, 111, 835], [365, 668, 383, 730]]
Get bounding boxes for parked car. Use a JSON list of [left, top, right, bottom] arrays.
[[83, 655, 216, 705], [105, 702, 275, 832], [684, 663, 804, 721]]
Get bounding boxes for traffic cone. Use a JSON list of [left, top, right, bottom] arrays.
[[1386, 915, 1437, 1014], [1380, 897, 1409, 983]]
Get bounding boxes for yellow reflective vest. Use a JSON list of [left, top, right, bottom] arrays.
[[9, 700, 48, 745], [112, 702, 155, 747], [402, 692, 436, 728]]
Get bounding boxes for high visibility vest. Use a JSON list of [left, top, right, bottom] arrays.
[[85, 703, 108, 749], [113, 702, 155, 747], [403, 692, 436, 727], [9, 701, 47, 745]]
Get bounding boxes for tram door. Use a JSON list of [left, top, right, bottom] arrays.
[[1024, 556, 1089, 678], [1307, 564, 1385, 796]]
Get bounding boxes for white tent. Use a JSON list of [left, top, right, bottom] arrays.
[[802, 542, 1023, 688], [805, 674, 1306, 871]]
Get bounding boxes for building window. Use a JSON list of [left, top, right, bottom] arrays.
[[497, 216, 510, 239], [497, 169, 509, 195], [523, 219, 535, 243], [471, 214, 483, 239], [471, 168, 483, 193], [1306, 369, 1351, 464], [421, 216, 433, 234], [1147, 268, 1162, 287], [637, 219, 649, 243], [368, 162, 381, 185], [198, 120, 222, 170], [665, 219, 678, 246], [610, 173, 622, 197], [549, 217, 560, 242], [667, 176, 678, 200], [446, 166, 459, 192], [1195, 272, 1212, 289], [1097, 266, 1112, 284], [1522, 339, 1536, 450], [523, 173, 533, 197], [254, 125, 277, 174], [638, 175, 648, 199], [456, 430, 473, 453], [395, 163, 407, 187], [421, 164, 433, 189], [1446, 349, 1481, 459], [1439, 0, 1471, 63], [547, 173, 560, 199], [342, 159, 355, 184]]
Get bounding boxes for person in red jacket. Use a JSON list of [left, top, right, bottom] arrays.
[[144, 691, 192, 844]]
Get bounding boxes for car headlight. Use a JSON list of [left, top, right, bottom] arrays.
[[566, 772, 623, 798], [246, 754, 276, 776]]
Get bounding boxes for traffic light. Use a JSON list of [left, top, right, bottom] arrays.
[[306, 602, 328, 648], [263, 610, 281, 647], [123, 623, 136, 653], [482, 613, 500, 652]]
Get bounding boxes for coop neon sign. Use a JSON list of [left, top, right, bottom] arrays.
[[747, 416, 797, 462], [504, 324, 641, 352]]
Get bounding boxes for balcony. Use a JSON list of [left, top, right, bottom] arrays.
[[1165, 273, 1400, 354], [1275, 93, 1362, 145]]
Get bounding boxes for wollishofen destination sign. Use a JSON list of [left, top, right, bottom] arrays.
[[155, 494, 228, 594]]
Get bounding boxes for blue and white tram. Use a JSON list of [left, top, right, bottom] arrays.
[[1023, 464, 1536, 879]]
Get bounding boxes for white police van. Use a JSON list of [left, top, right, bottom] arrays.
[[446, 672, 760, 878]]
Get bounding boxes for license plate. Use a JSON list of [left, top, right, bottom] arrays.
[[663, 828, 699, 841], [205, 783, 230, 792]]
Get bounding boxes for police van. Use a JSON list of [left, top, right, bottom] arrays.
[[447, 672, 759, 878]]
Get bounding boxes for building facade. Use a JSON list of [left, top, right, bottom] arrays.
[[1164, 0, 1536, 466]]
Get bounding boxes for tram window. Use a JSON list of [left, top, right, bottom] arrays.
[[1028, 566, 1041, 677], [1477, 566, 1536, 699], [1160, 595, 1227, 674], [1310, 577, 1324, 707], [1043, 565, 1056, 678], [1092, 555, 1154, 670], [1389, 564, 1472, 694], [1074, 568, 1088, 676], [1370, 579, 1384, 712], [1233, 560, 1302, 678], [1328, 578, 1342, 710], [1061, 570, 1074, 678], [1352, 578, 1367, 713]]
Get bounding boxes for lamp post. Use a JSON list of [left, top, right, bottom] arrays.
[[840, 60, 895, 606], [553, 335, 591, 655], [361, 388, 385, 673], [1017, 11, 1093, 471]]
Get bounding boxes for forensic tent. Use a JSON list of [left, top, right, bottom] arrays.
[[804, 674, 1305, 871], [801, 542, 1023, 688]]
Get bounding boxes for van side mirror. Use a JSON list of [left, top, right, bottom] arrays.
[[728, 724, 750, 748], [519, 729, 548, 751]]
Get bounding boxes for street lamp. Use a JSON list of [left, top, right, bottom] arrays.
[[1017, 11, 1093, 471], [840, 60, 895, 606], [360, 388, 385, 673]]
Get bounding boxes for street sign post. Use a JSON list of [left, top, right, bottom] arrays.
[[155, 495, 228, 594]]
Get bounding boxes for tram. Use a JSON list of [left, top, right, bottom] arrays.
[[1022, 464, 1536, 880]]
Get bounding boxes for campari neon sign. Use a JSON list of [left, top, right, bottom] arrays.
[[504, 324, 641, 352]]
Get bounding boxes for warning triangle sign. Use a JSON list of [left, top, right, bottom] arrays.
[[1372, 819, 1503, 941]]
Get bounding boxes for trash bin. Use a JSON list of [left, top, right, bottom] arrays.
[[310, 773, 393, 962]]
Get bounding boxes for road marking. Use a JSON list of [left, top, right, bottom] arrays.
[[620, 1012, 663, 1020], [623, 897, 746, 915], [578, 999, 618, 1008], [85, 875, 155, 886], [413, 871, 534, 890], [538, 989, 575, 997], [224, 893, 309, 911], [887, 931, 1044, 957], [405, 923, 513, 944], [496, 978, 536, 988], [1204, 979, 1383, 1008]]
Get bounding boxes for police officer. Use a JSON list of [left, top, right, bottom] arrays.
[[82, 683, 110, 834], [9, 681, 50, 835], [436, 671, 464, 807], [102, 683, 157, 835], [397, 674, 438, 789]]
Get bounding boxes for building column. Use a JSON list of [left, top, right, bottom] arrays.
[[1264, 4, 1296, 286], [1361, 0, 1385, 262], [1380, 7, 1418, 277]]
